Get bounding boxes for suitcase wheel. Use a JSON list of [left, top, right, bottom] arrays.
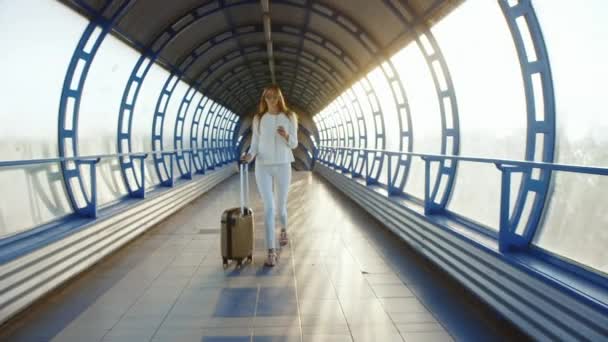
[[222, 257, 229, 267], [236, 258, 243, 267]]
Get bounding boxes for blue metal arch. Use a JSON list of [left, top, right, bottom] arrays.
[[167, 23, 359, 156], [188, 96, 212, 174], [221, 111, 238, 163], [330, 101, 347, 170], [58, 0, 134, 217], [321, 105, 340, 167], [293, 1, 413, 186], [344, 87, 369, 178], [219, 108, 234, 163], [498, 0, 556, 251], [335, 95, 355, 172], [229, 76, 325, 115], [273, 0, 400, 182], [211, 66, 328, 113], [285, 0, 312, 98], [314, 111, 330, 162], [360, 77, 386, 184], [203, 102, 220, 168], [384, 0, 460, 213], [150, 1, 267, 188], [206, 61, 333, 108], [225, 113, 239, 161], [380, 61, 413, 195], [117, 0, 260, 195], [189, 22, 363, 113], [210, 106, 228, 166], [211, 107, 227, 165], [203, 56, 339, 104]]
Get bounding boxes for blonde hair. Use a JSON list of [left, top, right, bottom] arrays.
[[253, 84, 297, 132]]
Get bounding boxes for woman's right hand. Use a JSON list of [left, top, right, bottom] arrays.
[[240, 153, 253, 163]]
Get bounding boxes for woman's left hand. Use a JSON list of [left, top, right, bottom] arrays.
[[277, 125, 289, 140]]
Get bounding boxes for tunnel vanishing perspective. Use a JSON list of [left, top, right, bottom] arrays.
[[0, 0, 607, 341]]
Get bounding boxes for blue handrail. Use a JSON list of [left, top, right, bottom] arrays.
[[0, 147, 234, 218], [319, 146, 608, 175], [0, 148, 229, 169], [317, 146, 608, 252]]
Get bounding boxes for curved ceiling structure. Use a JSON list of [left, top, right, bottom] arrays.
[[62, 0, 462, 118]]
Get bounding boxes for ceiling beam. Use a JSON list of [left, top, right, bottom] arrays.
[[260, 0, 275, 84]]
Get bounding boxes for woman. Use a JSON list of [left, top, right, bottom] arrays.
[[241, 85, 298, 267]]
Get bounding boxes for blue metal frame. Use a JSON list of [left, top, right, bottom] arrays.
[[229, 77, 323, 115], [497, 0, 556, 252], [174, 85, 199, 177], [286, 0, 312, 98], [209, 61, 329, 105], [383, 0, 461, 214], [189, 96, 212, 173], [232, 118, 243, 151], [226, 113, 239, 161], [210, 106, 228, 166], [344, 88, 368, 178], [201, 101, 220, 169], [59, 0, 134, 217], [207, 63, 330, 112], [322, 103, 339, 168], [212, 107, 227, 165], [169, 36, 345, 136], [272, 0, 389, 170], [317, 146, 608, 289], [380, 61, 413, 195], [159, 18, 366, 113], [312, 116, 326, 162], [315, 115, 329, 163], [218, 109, 234, 163], [117, 0, 259, 196], [331, 101, 348, 171], [336, 95, 355, 173], [360, 77, 386, 185], [0, 147, 225, 261]]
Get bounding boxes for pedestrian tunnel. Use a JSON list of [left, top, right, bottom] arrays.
[[0, 1, 607, 341]]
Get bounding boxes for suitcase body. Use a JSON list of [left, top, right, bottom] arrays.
[[221, 207, 254, 266], [220, 162, 254, 267]]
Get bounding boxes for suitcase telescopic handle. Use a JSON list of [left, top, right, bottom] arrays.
[[239, 161, 249, 215]]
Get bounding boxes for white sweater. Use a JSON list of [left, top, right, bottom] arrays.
[[248, 112, 298, 165]]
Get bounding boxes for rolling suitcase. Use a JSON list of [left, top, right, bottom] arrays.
[[221, 162, 254, 267]]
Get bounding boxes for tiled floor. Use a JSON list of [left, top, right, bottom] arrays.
[[0, 170, 528, 341]]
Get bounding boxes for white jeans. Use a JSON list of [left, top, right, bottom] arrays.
[[255, 163, 291, 249]]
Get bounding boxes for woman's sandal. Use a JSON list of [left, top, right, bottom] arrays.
[[264, 249, 278, 267], [279, 230, 289, 246]]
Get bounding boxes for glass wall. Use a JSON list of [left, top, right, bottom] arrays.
[[391, 44, 442, 200], [132, 63, 168, 189], [79, 33, 141, 207], [0, 0, 86, 237], [432, 0, 527, 228], [532, 0, 608, 274], [185, 91, 205, 150], [0, 2, 225, 238]]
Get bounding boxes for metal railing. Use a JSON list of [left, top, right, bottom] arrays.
[[0, 147, 237, 218], [317, 146, 608, 252]]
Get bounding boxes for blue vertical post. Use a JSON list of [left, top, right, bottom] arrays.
[[496, 164, 529, 252], [77, 158, 100, 218], [424, 158, 430, 215], [161, 152, 175, 187], [132, 154, 147, 198], [498, 165, 512, 252]]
